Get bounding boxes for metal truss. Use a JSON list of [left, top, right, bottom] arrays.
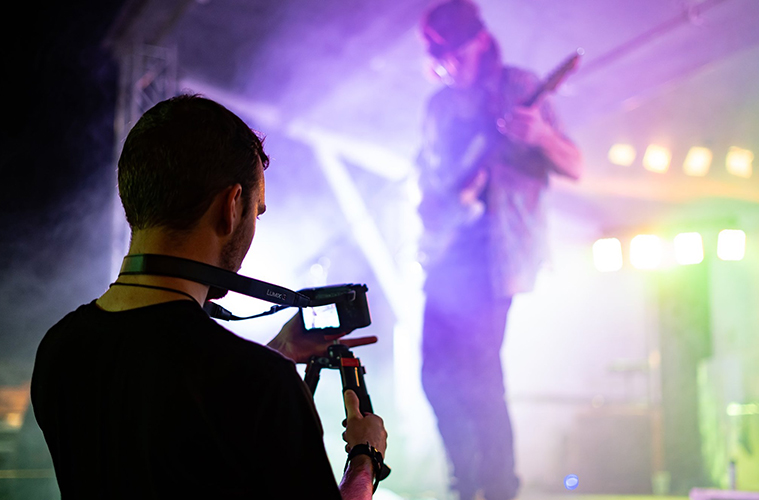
[[110, 43, 178, 279]]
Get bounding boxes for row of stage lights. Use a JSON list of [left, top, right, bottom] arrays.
[[593, 229, 747, 272], [608, 143, 754, 178]]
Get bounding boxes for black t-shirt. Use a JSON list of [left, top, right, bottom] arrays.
[[31, 300, 342, 499]]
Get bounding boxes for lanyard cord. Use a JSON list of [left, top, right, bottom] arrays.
[[109, 281, 198, 304]]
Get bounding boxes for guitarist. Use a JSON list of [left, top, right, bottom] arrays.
[[416, 1, 583, 499]]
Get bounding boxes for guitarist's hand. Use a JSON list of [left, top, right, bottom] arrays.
[[497, 106, 552, 149], [459, 168, 488, 206]]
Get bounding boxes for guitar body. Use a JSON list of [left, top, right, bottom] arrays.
[[417, 51, 581, 269]]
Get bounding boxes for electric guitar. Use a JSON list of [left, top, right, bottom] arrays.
[[419, 49, 583, 265]]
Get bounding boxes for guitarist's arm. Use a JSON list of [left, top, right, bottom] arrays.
[[499, 105, 583, 181]]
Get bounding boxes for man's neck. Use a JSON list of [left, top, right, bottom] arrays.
[[97, 270, 210, 312], [472, 57, 502, 93], [97, 229, 219, 312]]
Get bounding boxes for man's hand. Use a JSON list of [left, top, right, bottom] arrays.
[[267, 311, 378, 364], [497, 105, 583, 180], [342, 390, 387, 458], [459, 168, 488, 207], [497, 106, 552, 148]]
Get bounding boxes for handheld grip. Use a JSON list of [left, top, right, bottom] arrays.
[[319, 344, 391, 484], [325, 343, 374, 414], [339, 357, 373, 415], [338, 354, 391, 484]]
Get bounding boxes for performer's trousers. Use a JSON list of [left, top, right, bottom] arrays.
[[421, 265, 519, 500]]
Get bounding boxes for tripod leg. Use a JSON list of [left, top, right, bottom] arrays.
[[304, 357, 322, 395]]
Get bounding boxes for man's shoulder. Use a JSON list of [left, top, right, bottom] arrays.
[[158, 303, 295, 370], [202, 321, 294, 371], [37, 300, 101, 349], [426, 65, 541, 104], [427, 83, 454, 109], [38, 300, 292, 371]]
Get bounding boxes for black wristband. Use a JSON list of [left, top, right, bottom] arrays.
[[345, 443, 386, 492]]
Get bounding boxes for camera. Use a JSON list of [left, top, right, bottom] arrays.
[[298, 284, 372, 332]]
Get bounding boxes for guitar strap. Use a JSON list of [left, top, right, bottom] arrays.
[[468, 67, 513, 199]]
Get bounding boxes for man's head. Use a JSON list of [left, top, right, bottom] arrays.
[[118, 95, 268, 276], [420, 0, 500, 88], [118, 94, 268, 235]]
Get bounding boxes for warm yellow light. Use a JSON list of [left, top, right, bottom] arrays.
[[593, 238, 623, 272], [718, 229, 746, 261], [683, 147, 712, 176], [674, 232, 704, 265], [608, 144, 636, 166], [5, 412, 23, 429], [726, 147, 753, 178], [643, 145, 671, 173], [630, 234, 662, 269]]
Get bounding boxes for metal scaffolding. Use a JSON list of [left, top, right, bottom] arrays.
[[110, 42, 178, 278]]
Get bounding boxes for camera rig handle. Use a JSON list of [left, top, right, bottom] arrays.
[[304, 343, 373, 413], [304, 343, 391, 482]]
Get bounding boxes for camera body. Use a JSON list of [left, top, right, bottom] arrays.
[[298, 284, 371, 332]]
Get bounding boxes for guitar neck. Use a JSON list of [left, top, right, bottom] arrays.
[[522, 84, 548, 108], [521, 51, 581, 108]]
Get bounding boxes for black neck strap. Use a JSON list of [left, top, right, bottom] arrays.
[[120, 254, 311, 308]]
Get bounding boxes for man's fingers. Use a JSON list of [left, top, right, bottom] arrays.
[[323, 329, 356, 341], [344, 389, 362, 420], [511, 105, 539, 118], [321, 334, 378, 348]]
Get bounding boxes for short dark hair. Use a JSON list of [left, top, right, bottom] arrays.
[[118, 94, 269, 231]]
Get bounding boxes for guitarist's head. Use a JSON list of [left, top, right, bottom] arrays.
[[420, 0, 500, 89]]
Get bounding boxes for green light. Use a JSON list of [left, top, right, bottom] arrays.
[[717, 230, 746, 261], [674, 232, 704, 265], [630, 234, 662, 269], [726, 403, 759, 416], [593, 238, 623, 272]]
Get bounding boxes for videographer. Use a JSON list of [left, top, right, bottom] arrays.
[[31, 94, 388, 499]]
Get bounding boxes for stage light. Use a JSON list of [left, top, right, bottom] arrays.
[[564, 474, 580, 490], [674, 232, 704, 265], [726, 147, 753, 178], [608, 144, 636, 166], [727, 403, 759, 416], [593, 238, 623, 272], [630, 235, 662, 269], [643, 145, 671, 173], [683, 147, 712, 176], [717, 229, 746, 261]]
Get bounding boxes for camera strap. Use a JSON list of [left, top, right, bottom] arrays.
[[120, 254, 311, 308]]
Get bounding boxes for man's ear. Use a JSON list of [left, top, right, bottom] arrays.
[[219, 183, 244, 236]]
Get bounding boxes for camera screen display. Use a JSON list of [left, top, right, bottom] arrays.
[[302, 304, 340, 330]]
